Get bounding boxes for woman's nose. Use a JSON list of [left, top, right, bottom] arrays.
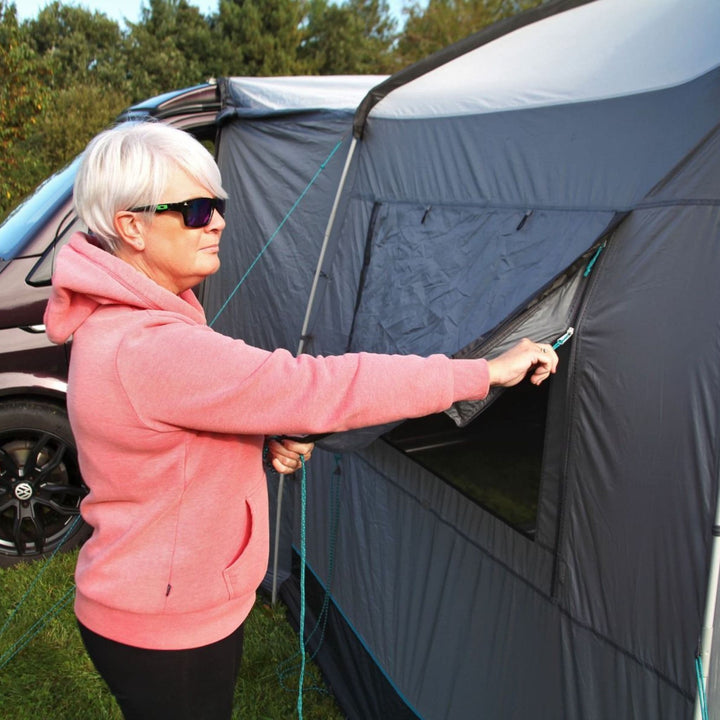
[[210, 207, 226, 231]]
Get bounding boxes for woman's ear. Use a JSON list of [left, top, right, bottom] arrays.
[[113, 211, 146, 252]]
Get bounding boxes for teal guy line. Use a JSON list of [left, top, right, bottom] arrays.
[[0, 514, 80, 640], [0, 587, 75, 671], [297, 454, 308, 719], [209, 136, 347, 328]]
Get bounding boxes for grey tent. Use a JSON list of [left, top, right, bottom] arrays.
[[203, 0, 720, 717]]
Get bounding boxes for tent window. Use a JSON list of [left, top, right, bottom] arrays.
[[384, 379, 549, 537]]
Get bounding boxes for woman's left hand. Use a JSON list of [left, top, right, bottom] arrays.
[[266, 437, 314, 474]]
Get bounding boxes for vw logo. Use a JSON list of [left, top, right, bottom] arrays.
[[14, 482, 34, 501]]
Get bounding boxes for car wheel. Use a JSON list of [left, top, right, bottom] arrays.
[[0, 400, 90, 567]]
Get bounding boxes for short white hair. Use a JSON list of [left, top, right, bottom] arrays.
[[74, 121, 227, 252]]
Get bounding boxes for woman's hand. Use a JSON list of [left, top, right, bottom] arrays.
[[266, 437, 314, 474], [486, 338, 559, 388]]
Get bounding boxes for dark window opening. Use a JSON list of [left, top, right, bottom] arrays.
[[384, 379, 550, 537]]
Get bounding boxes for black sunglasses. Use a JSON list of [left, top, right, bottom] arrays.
[[130, 197, 226, 228]]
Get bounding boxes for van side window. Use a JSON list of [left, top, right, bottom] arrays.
[[26, 213, 87, 287]]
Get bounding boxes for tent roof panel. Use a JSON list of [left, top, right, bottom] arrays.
[[224, 75, 387, 113], [370, 0, 720, 119]]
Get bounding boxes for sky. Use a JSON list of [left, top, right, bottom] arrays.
[[17, 0, 216, 24], [16, 0, 408, 27]]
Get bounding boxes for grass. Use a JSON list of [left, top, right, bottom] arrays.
[[0, 550, 345, 720]]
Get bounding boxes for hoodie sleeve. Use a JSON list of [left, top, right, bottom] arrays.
[[116, 321, 489, 437]]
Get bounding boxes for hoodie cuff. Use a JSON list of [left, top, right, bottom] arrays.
[[451, 359, 490, 402]]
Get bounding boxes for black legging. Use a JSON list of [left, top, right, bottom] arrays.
[[78, 620, 245, 720]]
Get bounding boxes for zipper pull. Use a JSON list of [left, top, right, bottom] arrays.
[[552, 327, 574, 350], [584, 242, 606, 277]]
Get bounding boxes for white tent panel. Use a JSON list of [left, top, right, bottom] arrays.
[[371, 0, 720, 119], [224, 75, 387, 112]]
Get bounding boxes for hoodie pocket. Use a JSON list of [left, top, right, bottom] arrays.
[[160, 483, 269, 615], [222, 487, 270, 601]]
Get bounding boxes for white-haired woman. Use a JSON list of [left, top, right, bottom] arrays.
[[44, 122, 558, 720]]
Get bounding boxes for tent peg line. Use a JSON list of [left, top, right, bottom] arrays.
[[0, 514, 82, 670]]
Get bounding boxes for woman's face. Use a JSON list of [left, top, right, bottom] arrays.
[[121, 166, 226, 295]]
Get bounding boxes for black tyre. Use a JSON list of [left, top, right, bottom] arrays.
[[0, 400, 90, 567]]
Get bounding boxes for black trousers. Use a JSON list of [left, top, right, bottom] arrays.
[[78, 620, 245, 720]]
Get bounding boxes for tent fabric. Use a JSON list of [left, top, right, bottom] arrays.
[[352, 0, 592, 136], [295, 122, 720, 719], [205, 1, 720, 717], [557, 123, 720, 711], [219, 75, 387, 118], [204, 76, 384, 352], [369, 0, 720, 119], [282, 557, 422, 720], [305, 65, 720, 362]]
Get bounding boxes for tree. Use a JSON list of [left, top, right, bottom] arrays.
[[210, 0, 304, 76], [299, 0, 399, 74], [0, 1, 53, 217], [23, 83, 129, 173], [125, 0, 216, 100], [25, 1, 128, 92], [396, 0, 542, 66]]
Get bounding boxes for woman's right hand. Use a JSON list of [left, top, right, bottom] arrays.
[[486, 338, 559, 388], [266, 437, 314, 474]]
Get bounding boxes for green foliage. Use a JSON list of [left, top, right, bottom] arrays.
[[397, 0, 543, 66], [212, 0, 305, 76], [125, 0, 216, 100], [0, 1, 53, 214], [26, 2, 128, 91], [1, 0, 537, 222], [300, 0, 400, 74], [22, 83, 129, 173], [0, 551, 343, 719]]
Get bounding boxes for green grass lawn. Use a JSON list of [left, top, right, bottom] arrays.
[[0, 551, 344, 720]]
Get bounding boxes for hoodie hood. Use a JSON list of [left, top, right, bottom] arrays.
[[44, 232, 207, 344]]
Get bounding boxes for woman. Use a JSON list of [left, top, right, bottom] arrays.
[[43, 122, 558, 720]]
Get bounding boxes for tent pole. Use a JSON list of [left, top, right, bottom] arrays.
[[271, 474, 285, 606], [694, 489, 720, 719], [271, 136, 359, 607], [296, 135, 358, 356]]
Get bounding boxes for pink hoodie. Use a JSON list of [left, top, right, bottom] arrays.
[[44, 233, 489, 650]]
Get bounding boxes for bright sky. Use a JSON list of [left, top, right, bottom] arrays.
[[16, 0, 216, 24], [16, 0, 408, 27]]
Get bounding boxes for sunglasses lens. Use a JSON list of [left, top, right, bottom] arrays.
[[183, 198, 226, 227], [184, 198, 214, 228]]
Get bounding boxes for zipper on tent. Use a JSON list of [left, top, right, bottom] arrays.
[[548, 216, 627, 600], [584, 242, 606, 277], [454, 210, 626, 368], [446, 220, 620, 429], [553, 327, 575, 350]]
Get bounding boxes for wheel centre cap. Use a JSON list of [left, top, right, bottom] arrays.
[[14, 482, 34, 501]]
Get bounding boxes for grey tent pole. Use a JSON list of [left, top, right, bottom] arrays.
[[297, 135, 358, 357], [694, 490, 720, 719], [270, 135, 359, 607], [271, 474, 285, 606]]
